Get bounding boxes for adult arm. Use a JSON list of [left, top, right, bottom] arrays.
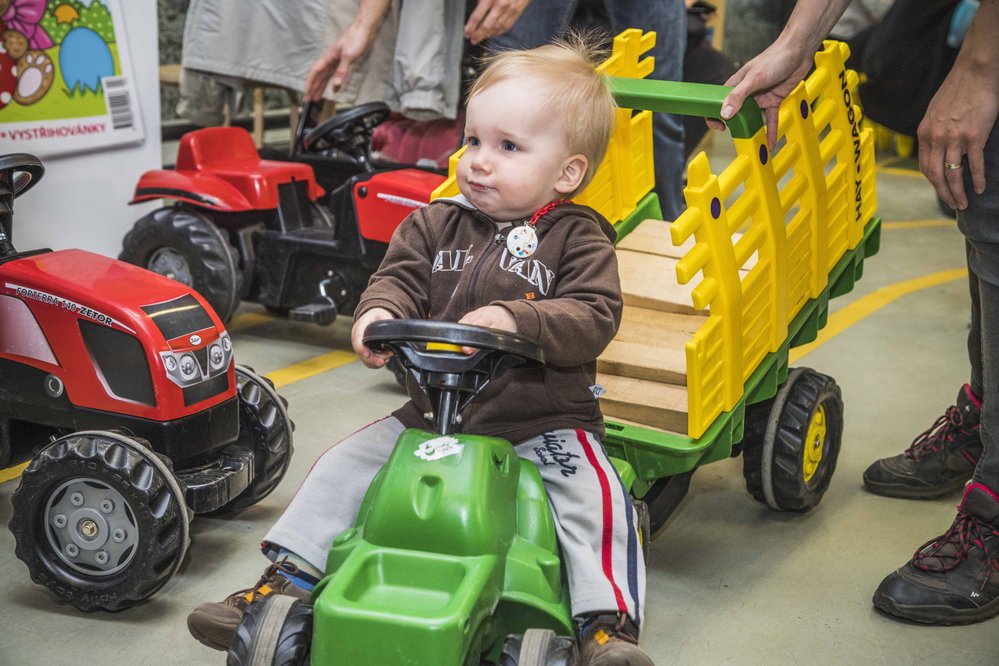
[[303, 0, 392, 101], [917, 0, 999, 211], [714, 0, 853, 148]]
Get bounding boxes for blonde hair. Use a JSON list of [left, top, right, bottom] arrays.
[[468, 31, 616, 196]]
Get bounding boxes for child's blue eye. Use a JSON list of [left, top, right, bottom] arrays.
[[465, 136, 480, 147], [502, 141, 518, 152]]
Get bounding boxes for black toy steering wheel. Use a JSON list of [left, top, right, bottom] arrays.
[[301, 101, 391, 165], [0, 153, 45, 200], [0, 153, 45, 257], [364, 320, 544, 434]]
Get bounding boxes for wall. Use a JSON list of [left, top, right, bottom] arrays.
[[16, 0, 161, 258]]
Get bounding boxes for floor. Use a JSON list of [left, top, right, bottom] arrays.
[[2, 135, 997, 665]]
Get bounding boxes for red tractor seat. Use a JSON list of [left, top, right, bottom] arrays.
[[174, 127, 323, 209]]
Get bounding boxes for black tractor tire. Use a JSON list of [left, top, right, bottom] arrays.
[[0, 419, 11, 469], [219, 365, 295, 512], [120, 206, 243, 322], [742, 367, 844, 512], [228, 595, 312, 666], [8, 431, 191, 612], [500, 628, 577, 666]]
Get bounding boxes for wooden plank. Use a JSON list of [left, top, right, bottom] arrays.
[[618, 218, 757, 270], [617, 248, 702, 315], [598, 338, 687, 385], [598, 307, 705, 386], [598, 374, 688, 434]]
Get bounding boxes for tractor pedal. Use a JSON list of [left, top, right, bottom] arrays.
[[289, 297, 338, 326]]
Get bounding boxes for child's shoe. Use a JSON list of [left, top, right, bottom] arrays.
[[577, 613, 655, 665], [863, 384, 981, 498], [873, 483, 999, 625], [187, 558, 312, 651]]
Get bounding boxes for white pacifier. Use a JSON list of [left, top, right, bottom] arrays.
[[506, 224, 538, 259]]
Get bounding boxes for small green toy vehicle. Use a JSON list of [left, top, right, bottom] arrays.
[[230, 320, 586, 665]]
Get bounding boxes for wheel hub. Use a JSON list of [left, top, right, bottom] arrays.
[[148, 247, 193, 286], [802, 405, 827, 483], [45, 478, 138, 576]]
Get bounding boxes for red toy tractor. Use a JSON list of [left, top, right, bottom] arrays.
[[1, 154, 294, 612], [120, 103, 446, 326]]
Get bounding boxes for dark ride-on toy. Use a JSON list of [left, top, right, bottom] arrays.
[[0, 154, 294, 612], [120, 102, 446, 326], [229, 320, 609, 666]]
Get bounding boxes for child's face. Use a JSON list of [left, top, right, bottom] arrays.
[[458, 78, 586, 221]]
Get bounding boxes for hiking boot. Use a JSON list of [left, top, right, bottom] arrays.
[[873, 483, 999, 625], [577, 613, 655, 666], [863, 384, 982, 499], [187, 559, 312, 651]]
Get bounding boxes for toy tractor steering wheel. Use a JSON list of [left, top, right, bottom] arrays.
[[364, 319, 544, 435], [0, 153, 45, 257], [301, 101, 391, 166], [0, 153, 45, 200]]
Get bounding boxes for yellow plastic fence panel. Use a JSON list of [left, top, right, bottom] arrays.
[[432, 29, 656, 225], [678, 40, 876, 439]]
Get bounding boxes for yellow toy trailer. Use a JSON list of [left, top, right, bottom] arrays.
[[436, 29, 881, 536]]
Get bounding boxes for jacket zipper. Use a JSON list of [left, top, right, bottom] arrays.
[[465, 227, 505, 312]]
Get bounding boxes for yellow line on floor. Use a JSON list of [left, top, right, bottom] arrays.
[[265, 350, 359, 388], [791, 268, 968, 362], [226, 311, 277, 332], [0, 461, 29, 485], [877, 165, 926, 179], [883, 219, 954, 230]]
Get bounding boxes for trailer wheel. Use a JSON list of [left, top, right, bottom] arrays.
[[219, 366, 295, 512], [120, 206, 243, 322], [500, 628, 576, 666], [742, 368, 844, 511], [8, 431, 190, 611], [228, 595, 312, 666]]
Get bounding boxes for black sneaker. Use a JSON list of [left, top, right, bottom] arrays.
[[863, 384, 982, 498], [577, 613, 655, 666], [873, 483, 999, 625]]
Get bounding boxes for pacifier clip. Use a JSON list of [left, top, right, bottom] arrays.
[[506, 199, 571, 259]]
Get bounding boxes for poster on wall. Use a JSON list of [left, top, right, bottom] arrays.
[[0, 0, 144, 157]]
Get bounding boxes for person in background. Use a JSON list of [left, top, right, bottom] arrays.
[[719, 0, 999, 625]]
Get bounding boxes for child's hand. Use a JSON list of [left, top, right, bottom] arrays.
[[457, 306, 517, 354], [351, 307, 395, 368]]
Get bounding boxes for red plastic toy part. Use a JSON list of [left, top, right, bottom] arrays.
[[131, 127, 324, 212], [353, 168, 445, 243]]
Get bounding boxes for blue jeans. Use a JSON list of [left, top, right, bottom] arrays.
[[488, 0, 687, 220]]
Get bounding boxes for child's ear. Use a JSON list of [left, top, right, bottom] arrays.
[[555, 154, 588, 194]]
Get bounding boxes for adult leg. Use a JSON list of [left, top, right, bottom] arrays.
[[604, 0, 687, 220], [862, 248, 983, 498]]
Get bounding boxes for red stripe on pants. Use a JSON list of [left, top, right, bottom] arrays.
[[576, 429, 627, 613]]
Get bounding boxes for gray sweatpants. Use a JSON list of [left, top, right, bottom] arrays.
[[263, 417, 646, 624]]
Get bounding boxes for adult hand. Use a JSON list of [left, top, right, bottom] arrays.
[[917, 63, 999, 211], [464, 0, 531, 45], [305, 12, 384, 102], [351, 307, 396, 368], [711, 40, 814, 150], [457, 305, 517, 354]]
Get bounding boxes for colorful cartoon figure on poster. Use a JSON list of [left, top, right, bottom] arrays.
[[0, 0, 56, 108], [0, 0, 117, 111]]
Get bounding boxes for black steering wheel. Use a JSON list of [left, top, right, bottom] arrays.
[[301, 101, 391, 164], [0, 153, 45, 200], [364, 320, 544, 434]]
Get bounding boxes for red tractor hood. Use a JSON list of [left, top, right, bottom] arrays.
[[0, 249, 223, 337]]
